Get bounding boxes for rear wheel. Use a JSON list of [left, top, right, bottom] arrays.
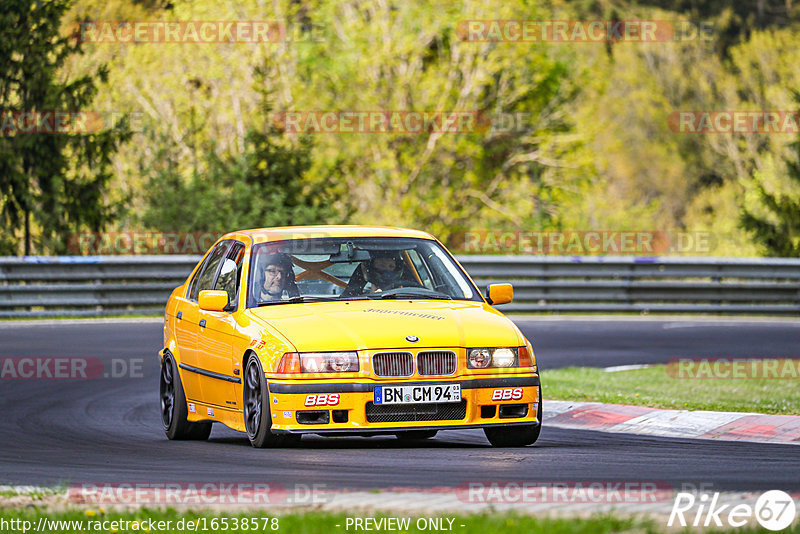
[[160, 352, 212, 440], [484, 387, 542, 447], [243, 353, 300, 448], [395, 430, 438, 441]]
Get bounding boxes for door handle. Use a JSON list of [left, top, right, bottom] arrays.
[[199, 319, 206, 328], [177, 311, 182, 320]]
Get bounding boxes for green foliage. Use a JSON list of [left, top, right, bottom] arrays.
[[0, 0, 130, 255], [740, 104, 800, 256], [624, 0, 800, 57], [140, 127, 340, 233], [5, 0, 800, 257], [270, 0, 586, 243]]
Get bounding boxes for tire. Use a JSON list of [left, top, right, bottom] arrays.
[[395, 430, 438, 441], [160, 352, 212, 440], [243, 353, 300, 448], [483, 387, 542, 447]]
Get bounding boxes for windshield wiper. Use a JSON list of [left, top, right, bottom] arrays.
[[257, 295, 382, 306], [257, 295, 341, 306], [372, 291, 452, 300]]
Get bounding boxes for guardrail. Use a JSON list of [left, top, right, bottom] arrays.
[[1, 255, 799, 318]]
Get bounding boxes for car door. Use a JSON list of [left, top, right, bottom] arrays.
[[172, 269, 201, 402], [196, 241, 248, 409], [179, 240, 232, 402]]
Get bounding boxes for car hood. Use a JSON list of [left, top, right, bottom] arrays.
[[247, 299, 522, 352]]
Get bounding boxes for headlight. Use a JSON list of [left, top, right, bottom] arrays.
[[278, 352, 359, 373], [467, 347, 519, 369], [467, 348, 493, 368], [492, 348, 516, 367]]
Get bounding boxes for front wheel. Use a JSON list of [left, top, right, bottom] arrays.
[[243, 353, 299, 448], [483, 387, 542, 447], [160, 352, 212, 440]]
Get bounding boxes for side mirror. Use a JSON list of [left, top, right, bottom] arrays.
[[486, 283, 513, 305], [199, 290, 229, 312]]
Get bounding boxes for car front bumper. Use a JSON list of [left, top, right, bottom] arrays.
[[265, 375, 540, 434]]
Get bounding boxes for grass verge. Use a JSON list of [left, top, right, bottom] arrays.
[[542, 364, 800, 414]]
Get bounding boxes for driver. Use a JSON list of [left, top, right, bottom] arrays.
[[365, 250, 405, 291], [258, 253, 295, 301], [341, 250, 422, 297]]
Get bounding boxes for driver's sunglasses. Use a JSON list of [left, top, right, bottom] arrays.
[[264, 267, 289, 277]]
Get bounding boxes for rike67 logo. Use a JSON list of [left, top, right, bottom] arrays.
[[669, 490, 796, 531]]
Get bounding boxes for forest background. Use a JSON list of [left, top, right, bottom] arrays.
[[2, 0, 799, 257]]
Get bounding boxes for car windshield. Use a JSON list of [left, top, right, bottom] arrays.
[[247, 237, 482, 307]]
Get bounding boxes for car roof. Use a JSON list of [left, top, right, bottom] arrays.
[[219, 225, 436, 245]]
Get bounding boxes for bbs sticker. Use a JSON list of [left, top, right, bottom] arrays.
[[304, 393, 340, 407], [491, 387, 524, 401]]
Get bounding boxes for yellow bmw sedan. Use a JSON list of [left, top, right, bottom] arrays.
[[159, 226, 541, 447]]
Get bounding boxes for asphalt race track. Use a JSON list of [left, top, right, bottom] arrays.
[[0, 319, 798, 491]]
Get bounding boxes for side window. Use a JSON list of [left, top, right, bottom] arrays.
[[190, 241, 231, 301], [214, 242, 245, 311]]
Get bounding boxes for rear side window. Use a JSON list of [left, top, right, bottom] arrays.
[[189, 241, 231, 301], [187, 263, 203, 300]]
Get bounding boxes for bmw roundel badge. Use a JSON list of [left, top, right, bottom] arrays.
[[405, 335, 420, 343]]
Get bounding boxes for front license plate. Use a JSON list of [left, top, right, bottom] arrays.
[[374, 384, 461, 405]]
